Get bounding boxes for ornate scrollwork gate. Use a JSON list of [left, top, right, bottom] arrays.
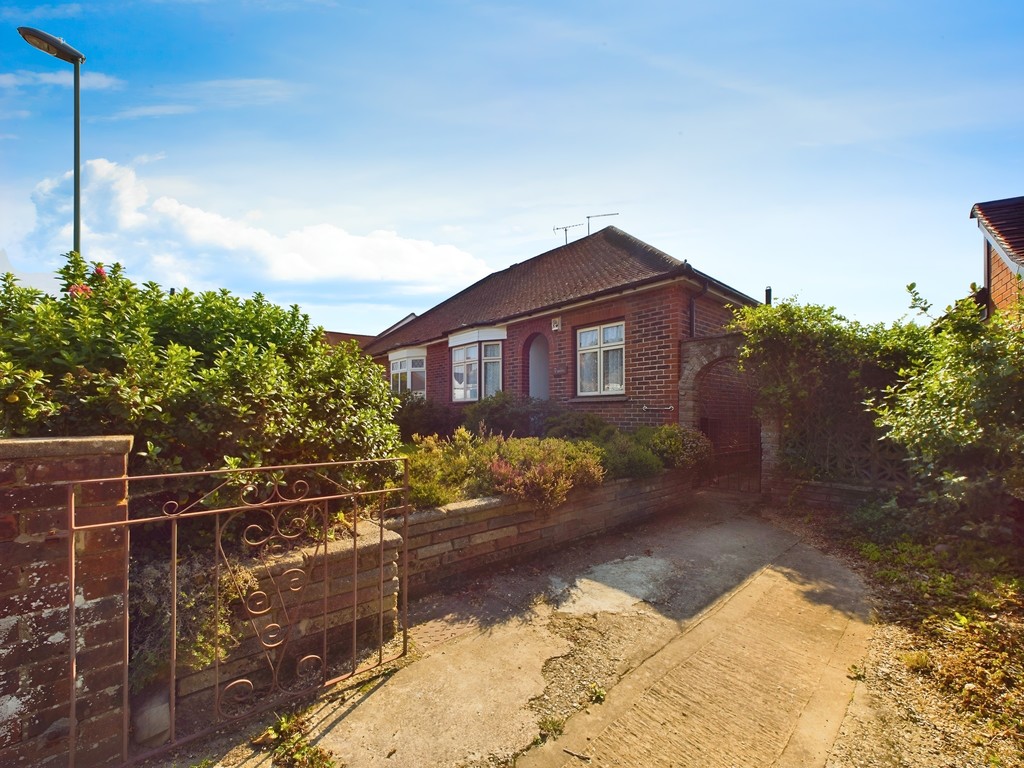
[[67, 458, 409, 765]]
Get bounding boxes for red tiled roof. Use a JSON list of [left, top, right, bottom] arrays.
[[365, 226, 754, 356], [323, 331, 376, 349], [971, 196, 1024, 265]]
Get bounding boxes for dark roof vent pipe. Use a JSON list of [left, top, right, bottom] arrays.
[[765, 286, 772, 306]]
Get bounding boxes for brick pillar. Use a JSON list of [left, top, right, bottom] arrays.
[[0, 436, 132, 768], [759, 412, 783, 499]]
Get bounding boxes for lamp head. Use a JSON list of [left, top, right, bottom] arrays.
[[18, 27, 85, 64]]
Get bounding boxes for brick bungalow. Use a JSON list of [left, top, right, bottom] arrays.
[[363, 227, 760, 441], [970, 195, 1024, 313]]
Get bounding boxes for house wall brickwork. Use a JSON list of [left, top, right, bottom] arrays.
[[987, 240, 1022, 311], [407, 281, 742, 432], [0, 436, 132, 768]]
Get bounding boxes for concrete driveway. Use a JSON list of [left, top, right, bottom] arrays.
[[306, 490, 873, 768]]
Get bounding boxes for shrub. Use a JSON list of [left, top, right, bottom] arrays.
[[598, 431, 664, 479], [394, 392, 460, 442], [875, 286, 1024, 538], [405, 427, 498, 508], [462, 391, 560, 437], [542, 410, 614, 440], [405, 429, 604, 509], [487, 435, 604, 509], [634, 424, 713, 471], [0, 254, 400, 473]]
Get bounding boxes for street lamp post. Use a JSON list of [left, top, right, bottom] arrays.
[[18, 26, 86, 256]]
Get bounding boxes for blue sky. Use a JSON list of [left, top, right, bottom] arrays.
[[1, 1, 1022, 334]]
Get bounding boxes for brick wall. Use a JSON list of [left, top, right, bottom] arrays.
[[0, 436, 132, 768], [988, 240, 1022, 311], [387, 470, 697, 596]]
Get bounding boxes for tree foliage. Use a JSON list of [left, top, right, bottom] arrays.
[[729, 299, 929, 480], [875, 285, 1024, 526], [0, 253, 400, 472]]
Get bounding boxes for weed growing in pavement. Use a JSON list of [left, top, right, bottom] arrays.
[[536, 716, 565, 743], [587, 682, 607, 704], [252, 708, 337, 768]]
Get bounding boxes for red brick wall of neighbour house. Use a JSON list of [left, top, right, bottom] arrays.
[[988, 240, 1022, 312], [0, 436, 132, 768]]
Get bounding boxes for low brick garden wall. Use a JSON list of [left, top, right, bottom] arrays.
[[388, 469, 697, 596]]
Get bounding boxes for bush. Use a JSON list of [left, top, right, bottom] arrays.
[[395, 392, 460, 442], [875, 285, 1024, 539], [0, 254, 400, 473], [542, 410, 614, 440], [405, 429, 604, 509], [634, 424, 713, 471], [487, 435, 604, 509], [462, 391, 559, 437], [598, 431, 664, 479], [405, 427, 497, 508]]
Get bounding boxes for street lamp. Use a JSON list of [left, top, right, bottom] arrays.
[[18, 26, 86, 256]]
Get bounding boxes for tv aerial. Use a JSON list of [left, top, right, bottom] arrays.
[[586, 212, 619, 234], [553, 222, 584, 244]]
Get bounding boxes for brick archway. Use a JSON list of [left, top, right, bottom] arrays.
[[679, 333, 760, 491]]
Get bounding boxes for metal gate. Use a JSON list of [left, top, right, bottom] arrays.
[[66, 457, 409, 766]]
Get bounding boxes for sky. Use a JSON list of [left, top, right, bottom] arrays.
[[1, 1, 1022, 335]]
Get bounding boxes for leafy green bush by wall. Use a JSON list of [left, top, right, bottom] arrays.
[[597, 431, 664, 479], [874, 286, 1024, 537], [730, 299, 929, 481], [634, 424, 713, 472], [462, 391, 560, 437], [487, 435, 604, 509], [394, 391, 461, 442], [542, 410, 615, 441], [0, 254, 400, 473], [405, 428, 604, 509]]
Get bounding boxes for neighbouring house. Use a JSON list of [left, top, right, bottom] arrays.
[[323, 330, 377, 348], [363, 226, 761, 445], [970, 195, 1024, 313]]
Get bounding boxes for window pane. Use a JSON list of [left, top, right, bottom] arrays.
[[391, 373, 401, 393], [578, 350, 598, 393], [411, 358, 425, 369], [411, 370, 426, 393], [453, 368, 465, 387], [578, 329, 598, 348], [483, 342, 501, 359], [602, 323, 624, 344], [465, 345, 479, 360], [603, 348, 624, 392], [483, 360, 501, 397]]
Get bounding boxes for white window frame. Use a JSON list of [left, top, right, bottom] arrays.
[[451, 341, 503, 402], [451, 343, 480, 402], [576, 321, 625, 396], [482, 342, 502, 399], [388, 348, 426, 398]]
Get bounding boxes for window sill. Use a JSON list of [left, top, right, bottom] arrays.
[[569, 395, 629, 404]]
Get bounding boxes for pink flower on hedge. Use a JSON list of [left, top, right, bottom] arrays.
[[68, 283, 93, 298], [94, 265, 107, 279]]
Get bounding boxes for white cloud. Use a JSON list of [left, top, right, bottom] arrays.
[[104, 104, 196, 121], [0, 4, 82, 21], [15, 157, 489, 301], [0, 70, 123, 90], [151, 196, 488, 288]]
